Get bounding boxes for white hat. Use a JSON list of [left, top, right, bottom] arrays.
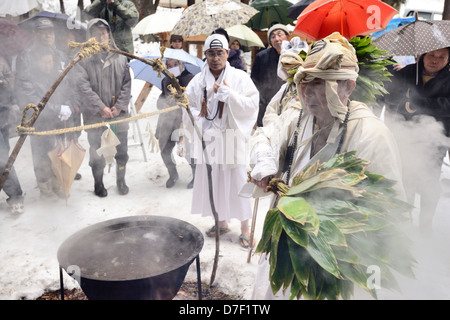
[[204, 34, 229, 52], [267, 24, 290, 45]]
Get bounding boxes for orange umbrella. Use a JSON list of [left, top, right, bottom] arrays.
[[293, 0, 397, 42]]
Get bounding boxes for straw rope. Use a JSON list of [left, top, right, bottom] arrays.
[[69, 38, 110, 60], [15, 38, 191, 137], [17, 105, 183, 136]]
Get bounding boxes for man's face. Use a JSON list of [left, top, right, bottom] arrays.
[[91, 27, 109, 43], [269, 29, 288, 53], [423, 48, 449, 74], [35, 28, 55, 46], [300, 78, 354, 115], [300, 78, 329, 115], [171, 39, 183, 49], [205, 48, 229, 72]]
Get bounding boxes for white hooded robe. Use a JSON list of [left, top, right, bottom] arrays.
[[183, 62, 259, 222]]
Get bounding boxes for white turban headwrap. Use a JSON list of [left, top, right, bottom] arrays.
[[293, 32, 359, 124]]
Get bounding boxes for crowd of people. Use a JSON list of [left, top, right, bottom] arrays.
[[1, 3, 450, 299]]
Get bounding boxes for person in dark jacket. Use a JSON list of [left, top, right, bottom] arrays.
[[15, 18, 78, 200], [229, 39, 246, 72], [83, 0, 139, 55], [156, 58, 195, 188], [0, 55, 24, 213], [76, 19, 132, 197], [384, 47, 450, 230], [16, 45, 77, 200], [251, 24, 289, 127]]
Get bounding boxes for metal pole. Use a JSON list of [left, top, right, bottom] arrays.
[[59, 267, 65, 300], [196, 255, 202, 300]]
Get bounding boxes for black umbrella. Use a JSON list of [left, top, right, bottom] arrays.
[[287, 0, 316, 20], [18, 11, 86, 42]]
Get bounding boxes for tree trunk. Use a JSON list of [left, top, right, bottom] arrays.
[[131, 0, 159, 20], [59, 0, 66, 13], [443, 0, 450, 20]]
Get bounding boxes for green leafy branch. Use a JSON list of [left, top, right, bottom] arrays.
[[349, 36, 395, 107], [256, 151, 416, 300]]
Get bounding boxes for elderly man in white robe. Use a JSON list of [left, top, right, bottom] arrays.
[[183, 34, 259, 248], [249, 32, 405, 299]]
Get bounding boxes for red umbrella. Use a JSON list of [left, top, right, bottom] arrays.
[[293, 0, 397, 42], [0, 19, 32, 57]]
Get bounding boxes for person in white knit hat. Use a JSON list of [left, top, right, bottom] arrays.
[[251, 24, 290, 127], [249, 32, 406, 299], [182, 34, 259, 248]]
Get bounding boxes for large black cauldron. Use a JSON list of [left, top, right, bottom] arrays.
[[57, 215, 204, 300]]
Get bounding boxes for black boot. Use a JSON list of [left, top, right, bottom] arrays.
[[117, 165, 129, 195], [92, 167, 107, 197], [166, 168, 178, 188], [187, 164, 195, 189]]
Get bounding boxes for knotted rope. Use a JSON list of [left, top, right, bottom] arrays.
[[16, 87, 190, 136], [69, 38, 110, 60]]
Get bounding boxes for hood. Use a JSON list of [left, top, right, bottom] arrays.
[[86, 18, 119, 50]]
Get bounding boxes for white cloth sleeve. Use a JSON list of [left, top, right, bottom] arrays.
[[250, 142, 278, 181]]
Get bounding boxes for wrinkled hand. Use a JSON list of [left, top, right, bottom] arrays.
[[59, 105, 72, 121], [250, 175, 272, 190], [100, 107, 114, 118], [111, 106, 121, 117]]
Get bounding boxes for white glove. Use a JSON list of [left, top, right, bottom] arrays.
[[59, 105, 72, 121]]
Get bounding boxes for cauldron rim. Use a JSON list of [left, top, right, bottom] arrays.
[[57, 215, 204, 281]]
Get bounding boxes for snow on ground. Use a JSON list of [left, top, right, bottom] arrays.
[[1, 0, 450, 301]]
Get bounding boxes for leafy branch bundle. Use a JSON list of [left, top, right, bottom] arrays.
[[349, 36, 395, 107], [255, 151, 416, 300]]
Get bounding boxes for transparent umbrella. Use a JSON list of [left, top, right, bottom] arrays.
[[129, 48, 204, 90]]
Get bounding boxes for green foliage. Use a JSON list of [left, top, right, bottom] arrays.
[[256, 151, 416, 300], [349, 36, 395, 107]]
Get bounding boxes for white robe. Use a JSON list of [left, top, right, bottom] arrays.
[[250, 101, 406, 299], [183, 62, 259, 222]]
